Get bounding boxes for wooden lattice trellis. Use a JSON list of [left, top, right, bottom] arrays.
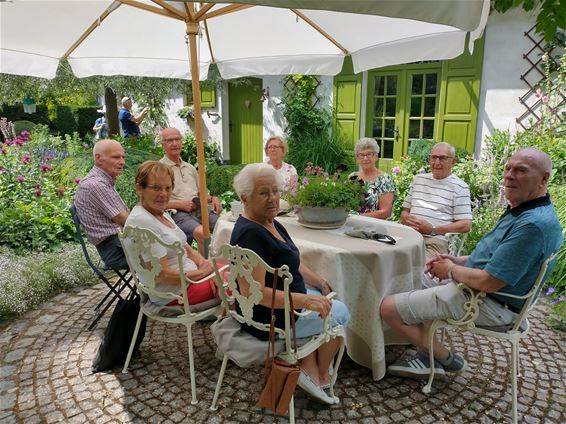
[[516, 25, 565, 131]]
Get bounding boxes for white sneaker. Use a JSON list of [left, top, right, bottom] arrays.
[[297, 371, 334, 405]]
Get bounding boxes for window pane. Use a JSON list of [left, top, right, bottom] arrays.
[[424, 97, 436, 117], [372, 120, 383, 138], [385, 98, 396, 116], [426, 74, 437, 94], [374, 76, 384, 96], [423, 119, 434, 138], [384, 119, 395, 138], [409, 120, 421, 138], [386, 76, 397, 95], [411, 74, 423, 94], [374, 99, 384, 117], [410, 97, 422, 117], [383, 140, 394, 159]]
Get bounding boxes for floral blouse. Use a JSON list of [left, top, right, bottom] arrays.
[[349, 172, 396, 214]]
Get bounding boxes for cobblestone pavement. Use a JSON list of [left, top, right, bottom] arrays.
[[1, 283, 565, 424]]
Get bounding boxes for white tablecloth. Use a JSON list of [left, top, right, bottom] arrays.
[[211, 214, 425, 380]]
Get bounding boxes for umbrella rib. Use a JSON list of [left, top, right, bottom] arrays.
[[184, 2, 195, 21], [119, 0, 184, 20], [149, 0, 186, 19], [199, 4, 254, 20], [291, 9, 348, 55], [195, 3, 216, 21], [202, 20, 216, 64], [63, 1, 123, 59]]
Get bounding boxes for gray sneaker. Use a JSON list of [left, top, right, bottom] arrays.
[[441, 352, 468, 374], [388, 352, 445, 380]]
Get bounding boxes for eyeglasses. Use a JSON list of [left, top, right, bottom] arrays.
[[356, 152, 376, 158], [163, 136, 182, 144], [429, 155, 454, 162], [267, 145, 283, 150], [145, 185, 173, 193], [254, 189, 281, 199]]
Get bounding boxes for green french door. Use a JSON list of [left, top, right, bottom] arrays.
[[365, 65, 441, 171], [228, 78, 263, 164]]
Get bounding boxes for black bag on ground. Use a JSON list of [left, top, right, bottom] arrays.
[[92, 292, 147, 373]]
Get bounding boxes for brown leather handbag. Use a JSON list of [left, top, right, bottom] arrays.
[[257, 270, 300, 416]]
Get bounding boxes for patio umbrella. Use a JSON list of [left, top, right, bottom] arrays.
[[0, 0, 489, 253]]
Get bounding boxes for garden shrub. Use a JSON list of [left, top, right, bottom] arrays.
[[115, 148, 161, 208], [206, 163, 245, 196], [287, 131, 348, 175], [13, 120, 36, 135], [0, 104, 50, 135], [0, 243, 100, 319], [75, 106, 100, 138], [56, 105, 77, 136]]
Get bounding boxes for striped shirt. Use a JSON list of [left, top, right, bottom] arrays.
[[74, 166, 128, 245], [403, 173, 472, 236]]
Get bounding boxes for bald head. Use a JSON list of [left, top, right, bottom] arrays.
[[504, 148, 551, 208], [93, 139, 125, 178]]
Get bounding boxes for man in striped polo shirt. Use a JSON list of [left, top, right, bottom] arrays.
[[401, 142, 472, 260], [74, 139, 129, 269]]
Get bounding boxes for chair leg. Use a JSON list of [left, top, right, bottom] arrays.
[[328, 337, 346, 402], [289, 395, 295, 424], [511, 341, 519, 424], [186, 324, 198, 405], [210, 355, 229, 411], [423, 321, 442, 394], [122, 309, 145, 373]]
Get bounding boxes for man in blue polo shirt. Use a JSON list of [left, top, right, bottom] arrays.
[[119, 96, 149, 138], [381, 148, 563, 379]]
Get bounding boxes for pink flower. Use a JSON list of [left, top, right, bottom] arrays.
[[20, 153, 31, 164], [34, 190, 42, 197], [534, 88, 542, 99], [392, 166, 401, 174], [16, 175, 25, 183], [0, 148, 6, 155], [542, 95, 549, 104], [20, 130, 31, 141], [35, 183, 41, 190], [40, 164, 53, 172], [56, 187, 65, 197], [74, 177, 81, 184]]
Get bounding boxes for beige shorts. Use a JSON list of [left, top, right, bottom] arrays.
[[424, 236, 449, 261], [394, 273, 517, 327]]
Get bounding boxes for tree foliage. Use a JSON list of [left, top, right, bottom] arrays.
[[493, 0, 566, 42]]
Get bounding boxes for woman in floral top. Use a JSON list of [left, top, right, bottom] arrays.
[[265, 136, 298, 193], [349, 137, 396, 219]]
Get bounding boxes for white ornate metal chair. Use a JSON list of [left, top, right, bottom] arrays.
[[209, 244, 346, 423], [445, 232, 468, 256], [422, 252, 558, 424], [119, 226, 226, 405]]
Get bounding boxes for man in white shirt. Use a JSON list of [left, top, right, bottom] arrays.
[[400, 142, 472, 260], [159, 127, 221, 252]]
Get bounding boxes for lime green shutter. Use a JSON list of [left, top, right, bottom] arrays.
[[437, 36, 485, 153], [200, 84, 216, 108], [333, 57, 362, 149]]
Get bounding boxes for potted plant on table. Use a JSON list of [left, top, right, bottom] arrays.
[[286, 162, 364, 228]]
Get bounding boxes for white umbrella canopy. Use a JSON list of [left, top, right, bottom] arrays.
[[0, 0, 489, 252]]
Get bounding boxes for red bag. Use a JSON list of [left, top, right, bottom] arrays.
[[256, 270, 300, 416]]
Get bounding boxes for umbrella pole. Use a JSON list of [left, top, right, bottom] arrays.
[[186, 20, 211, 257]]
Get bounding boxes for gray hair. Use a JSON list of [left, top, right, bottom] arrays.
[[354, 137, 380, 156], [264, 136, 289, 156], [432, 142, 455, 157], [233, 163, 284, 199]]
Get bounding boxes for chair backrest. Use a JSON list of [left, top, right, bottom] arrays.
[[446, 232, 468, 256], [211, 244, 294, 345], [503, 252, 558, 331], [69, 204, 104, 277], [120, 226, 193, 313]]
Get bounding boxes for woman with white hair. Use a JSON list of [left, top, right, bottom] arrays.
[[230, 163, 350, 405], [264, 136, 298, 193], [349, 137, 396, 219]]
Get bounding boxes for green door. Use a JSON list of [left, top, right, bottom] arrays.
[[365, 65, 442, 171], [228, 79, 263, 164]]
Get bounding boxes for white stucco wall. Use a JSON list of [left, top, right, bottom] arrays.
[[475, 8, 538, 154]]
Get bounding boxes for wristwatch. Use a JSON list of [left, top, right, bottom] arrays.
[[430, 224, 437, 236]]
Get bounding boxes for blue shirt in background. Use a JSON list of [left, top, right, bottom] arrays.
[[119, 107, 140, 138]]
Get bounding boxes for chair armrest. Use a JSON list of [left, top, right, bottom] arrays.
[[444, 283, 486, 328]]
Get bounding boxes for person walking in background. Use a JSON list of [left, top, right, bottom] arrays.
[[119, 96, 149, 139], [93, 106, 108, 140]]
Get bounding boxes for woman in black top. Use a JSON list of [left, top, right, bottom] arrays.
[[230, 163, 350, 405]]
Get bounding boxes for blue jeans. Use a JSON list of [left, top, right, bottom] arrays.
[[294, 289, 351, 339], [96, 234, 128, 270]]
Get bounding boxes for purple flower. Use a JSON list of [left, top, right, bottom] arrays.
[[546, 287, 555, 296], [392, 166, 400, 174], [20, 130, 31, 141], [302, 177, 309, 186], [16, 175, 25, 183], [40, 164, 53, 172], [74, 177, 81, 184], [20, 153, 31, 164], [34, 190, 42, 197]]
